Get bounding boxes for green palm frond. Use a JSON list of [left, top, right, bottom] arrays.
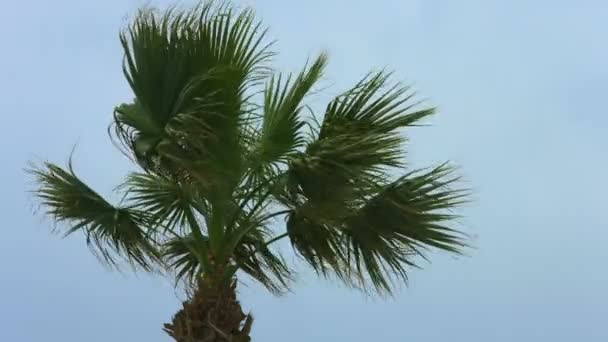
[[285, 164, 467, 294], [122, 172, 214, 273], [221, 201, 293, 293], [164, 233, 211, 282], [113, 2, 272, 192], [279, 71, 467, 294], [342, 164, 468, 293], [122, 172, 208, 236], [165, 227, 292, 294], [319, 72, 432, 140], [286, 210, 346, 277], [29, 162, 159, 270], [255, 53, 328, 165], [233, 226, 292, 294], [238, 53, 327, 197], [282, 72, 434, 209]]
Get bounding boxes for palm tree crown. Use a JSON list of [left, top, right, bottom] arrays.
[[30, 2, 468, 339]]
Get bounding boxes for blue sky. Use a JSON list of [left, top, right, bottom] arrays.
[[2, 0, 607, 341]]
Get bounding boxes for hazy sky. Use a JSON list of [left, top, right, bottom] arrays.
[[2, 0, 607, 341]]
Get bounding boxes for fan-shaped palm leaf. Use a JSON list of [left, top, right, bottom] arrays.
[[29, 162, 159, 270], [114, 2, 272, 195], [342, 164, 468, 293]]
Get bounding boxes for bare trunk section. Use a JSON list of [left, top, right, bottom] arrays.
[[164, 279, 253, 342]]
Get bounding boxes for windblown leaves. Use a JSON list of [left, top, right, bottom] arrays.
[[113, 2, 272, 193], [256, 53, 328, 165], [285, 165, 467, 294], [122, 172, 208, 236], [281, 72, 468, 294], [29, 162, 159, 270], [30, 1, 469, 297], [342, 164, 468, 293]]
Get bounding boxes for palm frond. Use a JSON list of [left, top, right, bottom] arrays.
[[164, 233, 211, 282], [286, 210, 346, 278], [285, 163, 468, 295], [271, 66, 471, 296], [165, 225, 292, 294], [29, 162, 159, 270], [221, 202, 293, 293], [341, 164, 468, 294], [233, 225, 292, 294], [121, 172, 208, 238], [319, 71, 432, 140], [255, 53, 328, 165], [281, 72, 434, 210], [113, 2, 272, 193]]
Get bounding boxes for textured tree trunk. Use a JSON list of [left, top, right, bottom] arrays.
[[164, 278, 253, 342]]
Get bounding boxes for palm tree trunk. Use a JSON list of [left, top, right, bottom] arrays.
[[164, 277, 253, 342]]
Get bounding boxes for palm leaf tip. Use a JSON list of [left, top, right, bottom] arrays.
[[343, 163, 469, 293], [255, 52, 328, 165], [28, 161, 159, 271], [319, 71, 436, 140]]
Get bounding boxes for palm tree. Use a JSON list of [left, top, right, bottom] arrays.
[[29, 2, 469, 341]]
